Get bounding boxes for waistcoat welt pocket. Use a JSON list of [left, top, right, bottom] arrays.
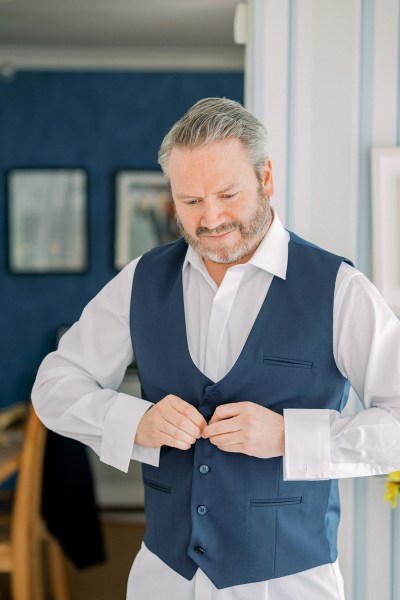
[[250, 496, 302, 507], [263, 356, 313, 369], [143, 478, 172, 494]]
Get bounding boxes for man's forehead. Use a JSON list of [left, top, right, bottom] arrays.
[[169, 138, 245, 157], [169, 141, 250, 177]]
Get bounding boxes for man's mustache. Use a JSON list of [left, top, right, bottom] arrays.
[[196, 222, 241, 236]]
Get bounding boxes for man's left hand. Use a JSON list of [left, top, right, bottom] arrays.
[[201, 402, 285, 459]]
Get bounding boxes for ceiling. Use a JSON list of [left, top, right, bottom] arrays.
[[0, 0, 240, 48]]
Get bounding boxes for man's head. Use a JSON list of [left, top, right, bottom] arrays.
[[158, 97, 269, 185], [158, 98, 274, 265]]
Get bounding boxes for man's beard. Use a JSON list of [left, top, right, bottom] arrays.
[[175, 186, 272, 264]]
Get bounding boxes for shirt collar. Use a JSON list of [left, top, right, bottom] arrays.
[[182, 209, 289, 280]]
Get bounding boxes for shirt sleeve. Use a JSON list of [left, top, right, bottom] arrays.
[[31, 258, 160, 473], [283, 263, 400, 480]]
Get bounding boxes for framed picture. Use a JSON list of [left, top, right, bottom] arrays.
[[114, 170, 179, 269], [7, 168, 88, 274], [371, 147, 400, 315]]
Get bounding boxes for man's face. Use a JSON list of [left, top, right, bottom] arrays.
[[169, 138, 274, 265]]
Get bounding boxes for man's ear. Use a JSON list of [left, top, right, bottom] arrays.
[[262, 159, 274, 197]]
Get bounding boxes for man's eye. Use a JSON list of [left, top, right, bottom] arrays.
[[223, 193, 237, 200], [186, 199, 199, 205]]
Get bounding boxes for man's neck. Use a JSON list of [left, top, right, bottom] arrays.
[[203, 221, 272, 287], [203, 253, 250, 286]]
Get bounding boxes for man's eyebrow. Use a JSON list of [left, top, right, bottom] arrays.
[[217, 184, 241, 194], [174, 184, 241, 200], [174, 192, 200, 200]]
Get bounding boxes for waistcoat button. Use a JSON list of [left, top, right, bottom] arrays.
[[195, 546, 205, 554], [199, 464, 209, 475], [197, 505, 208, 516]]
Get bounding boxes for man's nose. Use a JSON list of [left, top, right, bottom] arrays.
[[200, 200, 223, 230]]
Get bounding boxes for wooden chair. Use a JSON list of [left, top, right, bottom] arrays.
[[0, 404, 70, 600]]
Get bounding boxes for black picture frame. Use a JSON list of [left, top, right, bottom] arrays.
[[7, 168, 89, 274]]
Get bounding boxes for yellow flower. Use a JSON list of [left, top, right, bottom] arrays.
[[387, 471, 400, 483], [384, 479, 400, 508]]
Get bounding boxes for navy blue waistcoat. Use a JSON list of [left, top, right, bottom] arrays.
[[130, 233, 351, 589]]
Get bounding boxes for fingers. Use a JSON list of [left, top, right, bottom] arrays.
[[208, 402, 246, 425], [210, 442, 243, 453], [159, 416, 199, 446], [207, 431, 243, 447], [159, 432, 192, 451], [163, 405, 200, 439], [135, 395, 205, 450], [169, 395, 207, 430], [137, 396, 280, 457], [206, 403, 285, 459], [203, 402, 251, 438], [202, 415, 242, 439], [164, 396, 205, 439]]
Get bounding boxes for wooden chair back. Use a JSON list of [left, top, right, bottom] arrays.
[[0, 404, 47, 599], [0, 404, 71, 600], [13, 405, 47, 599]]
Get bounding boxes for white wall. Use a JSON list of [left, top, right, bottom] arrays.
[[244, 1, 400, 599]]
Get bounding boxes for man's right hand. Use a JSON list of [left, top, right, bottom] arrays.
[[134, 394, 207, 450]]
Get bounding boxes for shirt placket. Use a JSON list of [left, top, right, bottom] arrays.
[[204, 268, 246, 382]]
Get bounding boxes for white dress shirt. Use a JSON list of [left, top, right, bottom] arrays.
[[32, 213, 400, 600]]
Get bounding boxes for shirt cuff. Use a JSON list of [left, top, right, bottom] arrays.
[[131, 444, 160, 467], [100, 392, 154, 472], [283, 408, 330, 480]]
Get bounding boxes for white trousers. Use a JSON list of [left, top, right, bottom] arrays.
[[127, 543, 346, 600]]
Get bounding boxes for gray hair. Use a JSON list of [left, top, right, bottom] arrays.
[[158, 97, 269, 182]]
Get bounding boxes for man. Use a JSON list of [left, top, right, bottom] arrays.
[[32, 98, 400, 600]]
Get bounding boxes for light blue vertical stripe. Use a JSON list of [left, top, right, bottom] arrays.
[[393, 9, 400, 600], [390, 507, 399, 600], [351, 394, 368, 600], [397, 0, 400, 146], [353, 2, 375, 600], [285, 0, 296, 229], [249, 0, 266, 122], [356, 0, 375, 279], [352, 478, 368, 600]]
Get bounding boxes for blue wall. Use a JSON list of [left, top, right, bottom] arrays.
[[0, 70, 243, 408]]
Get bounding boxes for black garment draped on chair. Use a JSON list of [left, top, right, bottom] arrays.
[[41, 430, 105, 568]]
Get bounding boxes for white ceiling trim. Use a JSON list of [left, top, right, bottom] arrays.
[[0, 45, 244, 71]]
